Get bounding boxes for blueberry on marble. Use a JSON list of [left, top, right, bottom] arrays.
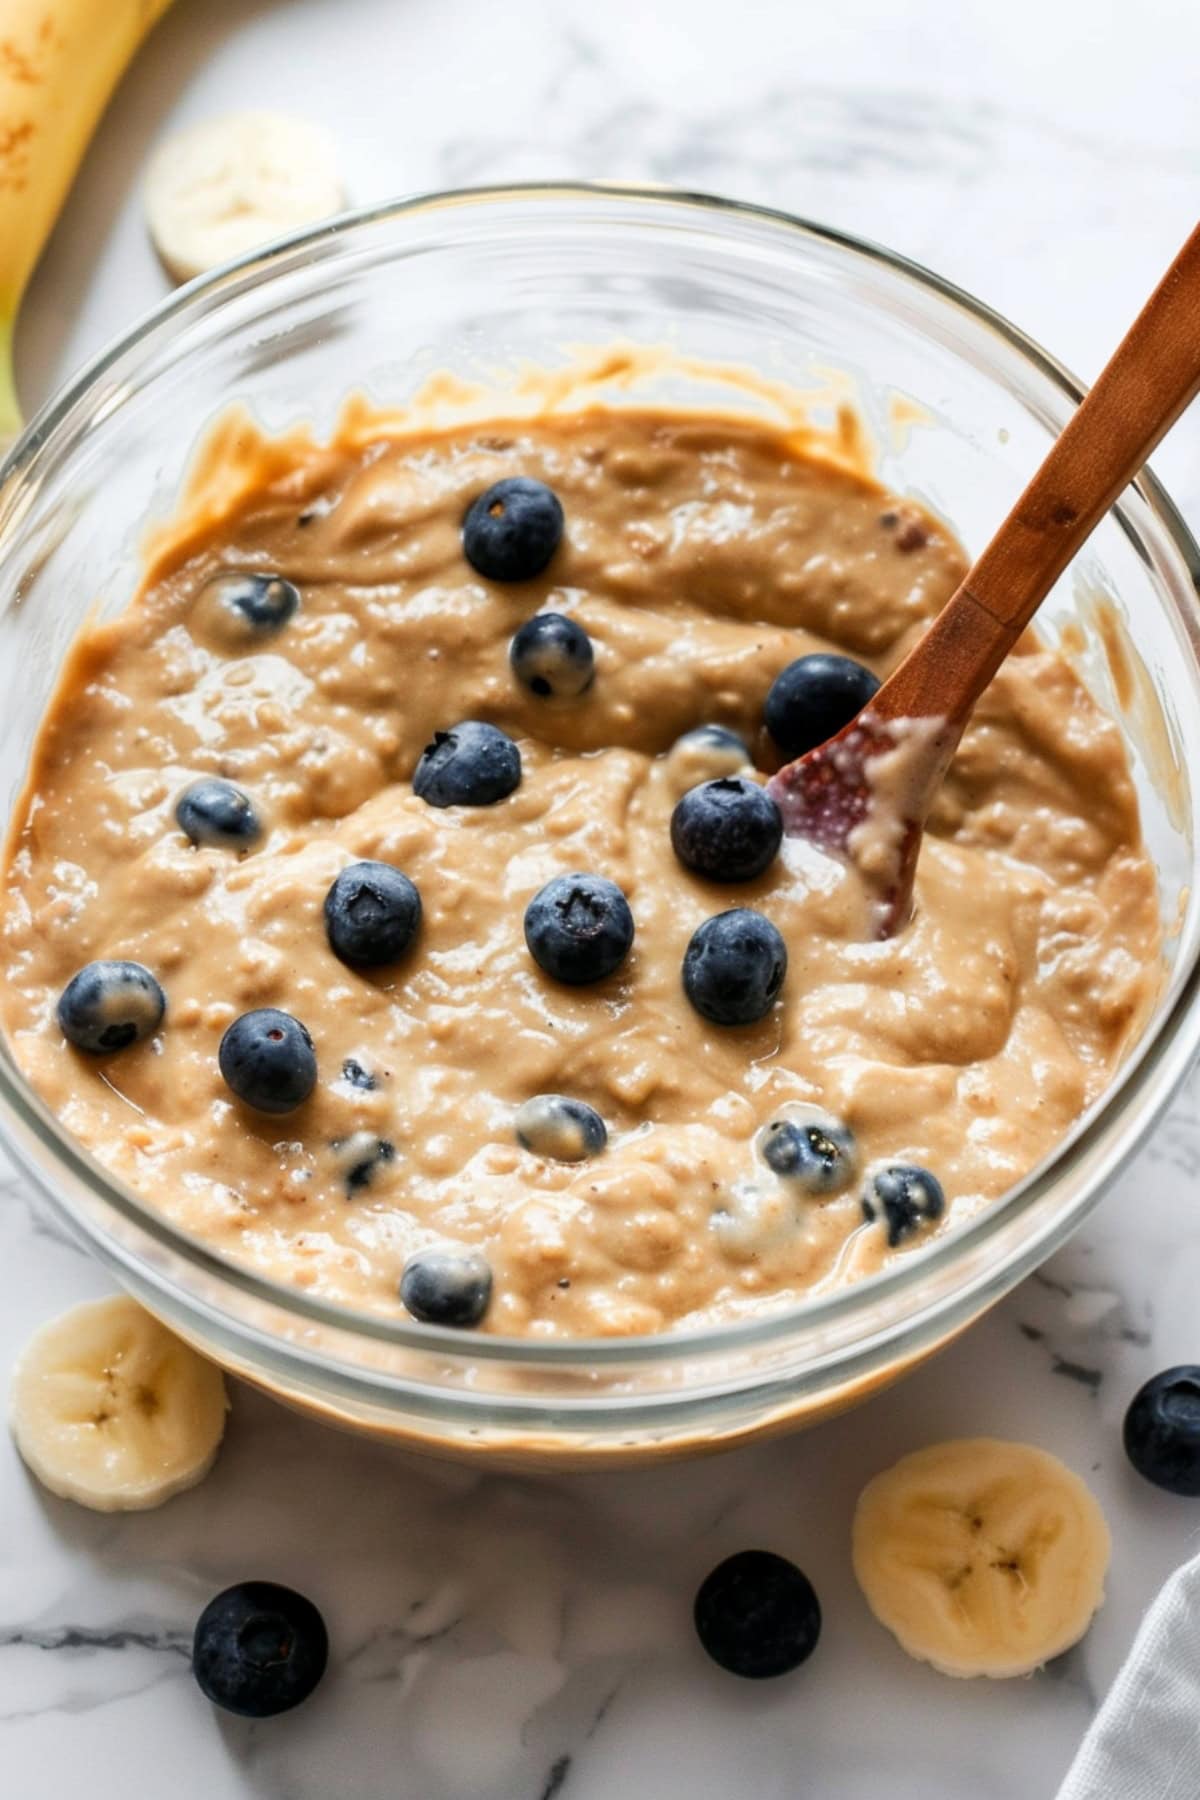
[[524, 872, 634, 985], [861, 1164, 945, 1247], [192, 1582, 328, 1718], [515, 1094, 608, 1162], [412, 721, 521, 808], [764, 653, 881, 760], [694, 1550, 821, 1679], [759, 1113, 856, 1195], [1124, 1367, 1200, 1495], [219, 1009, 317, 1114], [56, 960, 165, 1054], [666, 724, 753, 794], [324, 860, 421, 966], [670, 777, 782, 883], [175, 777, 262, 851], [682, 909, 787, 1026], [331, 1131, 395, 1193], [509, 612, 595, 699], [205, 573, 300, 636], [463, 476, 564, 582], [400, 1247, 493, 1327]]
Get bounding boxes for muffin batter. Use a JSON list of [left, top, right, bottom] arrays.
[[0, 401, 1159, 1337]]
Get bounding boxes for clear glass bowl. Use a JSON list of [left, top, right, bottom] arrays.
[[2, 184, 1199, 1469]]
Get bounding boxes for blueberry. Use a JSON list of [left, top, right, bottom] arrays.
[[694, 1550, 821, 1679], [764, 653, 881, 760], [524, 873, 634, 985], [324, 861, 421, 967], [1123, 1367, 1200, 1495], [175, 778, 262, 851], [341, 1056, 377, 1091], [666, 724, 753, 794], [331, 1132, 395, 1193], [682, 909, 787, 1026], [56, 960, 165, 1054], [219, 1009, 317, 1114], [463, 477, 564, 582], [862, 1164, 945, 1246], [203, 573, 300, 636], [510, 612, 595, 699], [759, 1112, 857, 1195], [192, 1582, 327, 1718], [412, 721, 521, 808], [400, 1247, 492, 1327], [515, 1094, 607, 1162], [671, 777, 783, 883]]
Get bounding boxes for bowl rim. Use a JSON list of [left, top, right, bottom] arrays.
[[3, 177, 1200, 1372]]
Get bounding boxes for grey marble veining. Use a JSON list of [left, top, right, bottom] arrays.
[[5, 1, 1200, 1795]]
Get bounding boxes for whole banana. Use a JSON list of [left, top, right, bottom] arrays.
[[0, 0, 175, 443]]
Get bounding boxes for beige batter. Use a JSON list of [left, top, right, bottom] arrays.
[[0, 402, 1159, 1338]]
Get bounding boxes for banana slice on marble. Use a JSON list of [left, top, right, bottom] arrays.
[[144, 110, 344, 283], [852, 1437, 1110, 1678], [10, 1295, 228, 1511]]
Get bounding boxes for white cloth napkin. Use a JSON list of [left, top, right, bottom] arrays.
[[1058, 1554, 1200, 1799]]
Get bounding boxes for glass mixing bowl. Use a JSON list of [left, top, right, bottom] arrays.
[[1, 184, 1198, 1469]]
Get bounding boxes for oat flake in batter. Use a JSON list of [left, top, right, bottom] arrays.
[[0, 399, 1160, 1337]]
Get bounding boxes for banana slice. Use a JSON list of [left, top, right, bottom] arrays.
[[144, 111, 344, 283], [852, 1437, 1110, 1678], [10, 1296, 228, 1511]]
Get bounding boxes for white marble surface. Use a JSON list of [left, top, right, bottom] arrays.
[[5, 2, 1200, 1795]]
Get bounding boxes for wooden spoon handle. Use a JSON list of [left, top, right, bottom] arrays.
[[875, 220, 1200, 724]]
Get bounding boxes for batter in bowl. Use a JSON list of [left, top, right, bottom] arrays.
[[0, 380, 1159, 1338]]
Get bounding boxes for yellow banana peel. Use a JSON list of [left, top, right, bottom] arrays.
[[0, 0, 175, 442], [0, 317, 17, 438]]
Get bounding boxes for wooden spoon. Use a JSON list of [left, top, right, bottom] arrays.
[[768, 221, 1200, 938]]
